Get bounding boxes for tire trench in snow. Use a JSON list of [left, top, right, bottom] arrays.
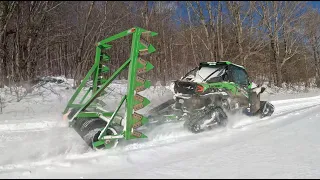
[[231, 103, 320, 129]]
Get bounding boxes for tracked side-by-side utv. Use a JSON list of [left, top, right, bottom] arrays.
[[147, 61, 275, 133], [63, 27, 274, 150]]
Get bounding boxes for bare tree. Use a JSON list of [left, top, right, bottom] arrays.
[[256, 1, 306, 86], [217, 1, 224, 60], [304, 7, 320, 87], [0, 1, 16, 87], [226, 1, 267, 66], [185, 2, 198, 66], [73, 1, 95, 88]]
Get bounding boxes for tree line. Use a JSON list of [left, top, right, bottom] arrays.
[[1, 1, 320, 90]]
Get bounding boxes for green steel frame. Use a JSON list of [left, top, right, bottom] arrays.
[[63, 27, 157, 149]]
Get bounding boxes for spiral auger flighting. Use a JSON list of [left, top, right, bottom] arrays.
[[62, 27, 157, 150]]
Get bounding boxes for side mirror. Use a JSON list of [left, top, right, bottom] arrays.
[[260, 87, 266, 94]]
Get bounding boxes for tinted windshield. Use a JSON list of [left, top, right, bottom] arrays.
[[182, 66, 225, 82], [229, 65, 249, 86], [197, 67, 223, 80]]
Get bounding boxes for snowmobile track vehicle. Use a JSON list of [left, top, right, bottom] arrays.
[[147, 61, 275, 133]]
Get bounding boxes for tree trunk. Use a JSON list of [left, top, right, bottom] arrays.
[[313, 45, 320, 87], [217, 1, 224, 60], [0, 1, 15, 87], [304, 54, 309, 88], [186, 3, 197, 66], [74, 1, 95, 87]]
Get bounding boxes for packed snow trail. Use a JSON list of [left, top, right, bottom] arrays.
[[1, 86, 320, 178]]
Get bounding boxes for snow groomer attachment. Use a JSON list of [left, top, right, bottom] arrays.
[[63, 27, 157, 150]]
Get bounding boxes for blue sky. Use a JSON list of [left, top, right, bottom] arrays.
[[309, 1, 320, 10], [153, 1, 320, 25]]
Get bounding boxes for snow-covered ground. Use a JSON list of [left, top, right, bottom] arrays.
[[1, 78, 320, 178]]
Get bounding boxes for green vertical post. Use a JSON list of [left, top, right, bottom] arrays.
[[93, 46, 102, 94], [125, 28, 141, 140]]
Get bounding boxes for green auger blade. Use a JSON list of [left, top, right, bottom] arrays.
[[99, 78, 108, 84], [101, 54, 110, 62], [139, 38, 150, 48], [133, 94, 150, 111], [137, 58, 154, 74], [141, 31, 158, 37], [139, 44, 156, 55], [132, 112, 149, 128], [131, 130, 147, 139], [147, 44, 156, 54], [138, 38, 156, 55], [98, 43, 112, 49], [135, 76, 151, 92], [100, 66, 110, 73], [139, 27, 158, 37]]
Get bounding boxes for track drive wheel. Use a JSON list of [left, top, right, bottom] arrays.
[[189, 123, 203, 134], [90, 126, 119, 150]]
